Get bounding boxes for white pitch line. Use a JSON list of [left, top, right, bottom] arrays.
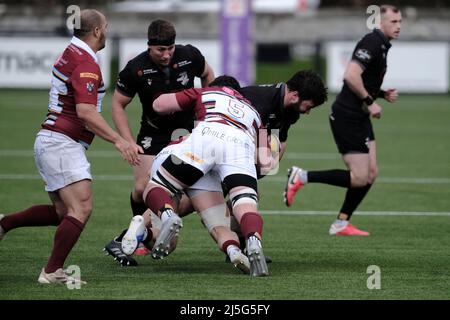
[[263, 176, 450, 184], [0, 150, 340, 160], [282, 153, 339, 160], [1, 173, 450, 184], [0, 150, 120, 158], [260, 210, 450, 216], [0, 174, 133, 181]]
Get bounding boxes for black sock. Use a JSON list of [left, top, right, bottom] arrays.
[[142, 227, 154, 249], [339, 184, 373, 220], [115, 228, 128, 242], [238, 235, 246, 251], [130, 192, 148, 216], [308, 169, 351, 188]]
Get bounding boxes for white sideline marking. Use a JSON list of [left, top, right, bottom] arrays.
[[0, 174, 133, 181], [1, 174, 450, 184], [260, 210, 450, 217], [283, 153, 339, 160], [264, 176, 450, 184], [0, 150, 340, 160], [0, 150, 119, 158], [2, 150, 449, 183]]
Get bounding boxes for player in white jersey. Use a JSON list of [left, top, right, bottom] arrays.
[[122, 78, 269, 276]]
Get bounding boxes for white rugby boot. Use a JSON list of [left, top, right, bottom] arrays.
[[121, 215, 148, 255]]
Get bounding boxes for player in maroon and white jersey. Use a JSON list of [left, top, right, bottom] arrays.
[[120, 79, 271, 276], [121, 72, 327, 276], [0, 9, 139, 285]]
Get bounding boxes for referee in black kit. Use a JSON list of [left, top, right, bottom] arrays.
[[284, 5, 402, 236], [104, 19, 215, 265]]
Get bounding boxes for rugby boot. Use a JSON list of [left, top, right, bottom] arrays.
[[283, 166, 305, 207], [151, 211, 182, 260]]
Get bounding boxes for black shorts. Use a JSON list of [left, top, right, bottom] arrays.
[[329, 103, 375, 155], [136, 129, 189, 156]]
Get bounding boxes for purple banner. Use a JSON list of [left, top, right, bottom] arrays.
[[220, 0, 254, 86]]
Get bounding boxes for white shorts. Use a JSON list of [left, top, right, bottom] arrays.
[[151, 143, 222, 194], [170, 122, 257, 181], [34, 129, 92, 192]]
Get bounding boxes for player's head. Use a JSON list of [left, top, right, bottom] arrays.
[[285, 70, 328, 114], [73, 9, 107, 51], [147, 19, 176, 67], [209, 75, 241, 91], [380, 5, 402, 40]]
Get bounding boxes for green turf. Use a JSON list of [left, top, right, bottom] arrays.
[[0, 89, 449, 300], [256, 58, 318, 84]]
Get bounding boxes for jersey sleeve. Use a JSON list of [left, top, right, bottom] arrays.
[[351, 35, 380, 70], [72, 62, 101, 105], [115, 61, 137, 97], [175, 88, 201, 110], [175, 88, 205, 119], [186, 44, 206, 78]]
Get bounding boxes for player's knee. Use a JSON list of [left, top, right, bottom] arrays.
[[230, 188, 258, 212], [69, 201, 92, 223], [53, 203, 67, 220], [223, 174, 258, 219], [80, 201, 93, 217], [351, 172, 370, 187], [368, 166, 378, 184]]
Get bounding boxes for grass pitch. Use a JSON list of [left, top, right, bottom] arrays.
[[0, 89, 449, 300]]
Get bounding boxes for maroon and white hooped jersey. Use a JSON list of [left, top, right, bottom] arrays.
[[42, 37, 105, 148], [175, 86, 262, 139]]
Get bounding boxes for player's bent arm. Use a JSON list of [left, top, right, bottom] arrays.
[[344, 61, 370, 99], [111, 90, 135, 143], [153, 93, 182, 115], [76, 103, 140, 165], [77, 103, 122, 144], [200, 61, 215, 88]]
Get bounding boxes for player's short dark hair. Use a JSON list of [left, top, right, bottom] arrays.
[[147, 19, 176, 46], [286, 70, 328, 107], [381, 5, 400, 14], [209, 75, 241, 91], [73, 9, 103, 39]]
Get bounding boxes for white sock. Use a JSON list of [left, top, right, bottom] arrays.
[[140, 228, 148, 242], [226, 245, 241, 258], [333, 219, 349, 228], [160, 209, 174, 224], [298, 169, 308, 184]]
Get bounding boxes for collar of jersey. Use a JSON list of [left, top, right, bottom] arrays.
[[373, 29, 392, 49], [71, 36, 99, 63]]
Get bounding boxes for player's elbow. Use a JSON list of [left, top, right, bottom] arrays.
[[343, 69, 356, 84], [153, 98, 166, 114], [344, 62, 363, 83], [153, 94, 180, 115], [76, 103, 95, 122]]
